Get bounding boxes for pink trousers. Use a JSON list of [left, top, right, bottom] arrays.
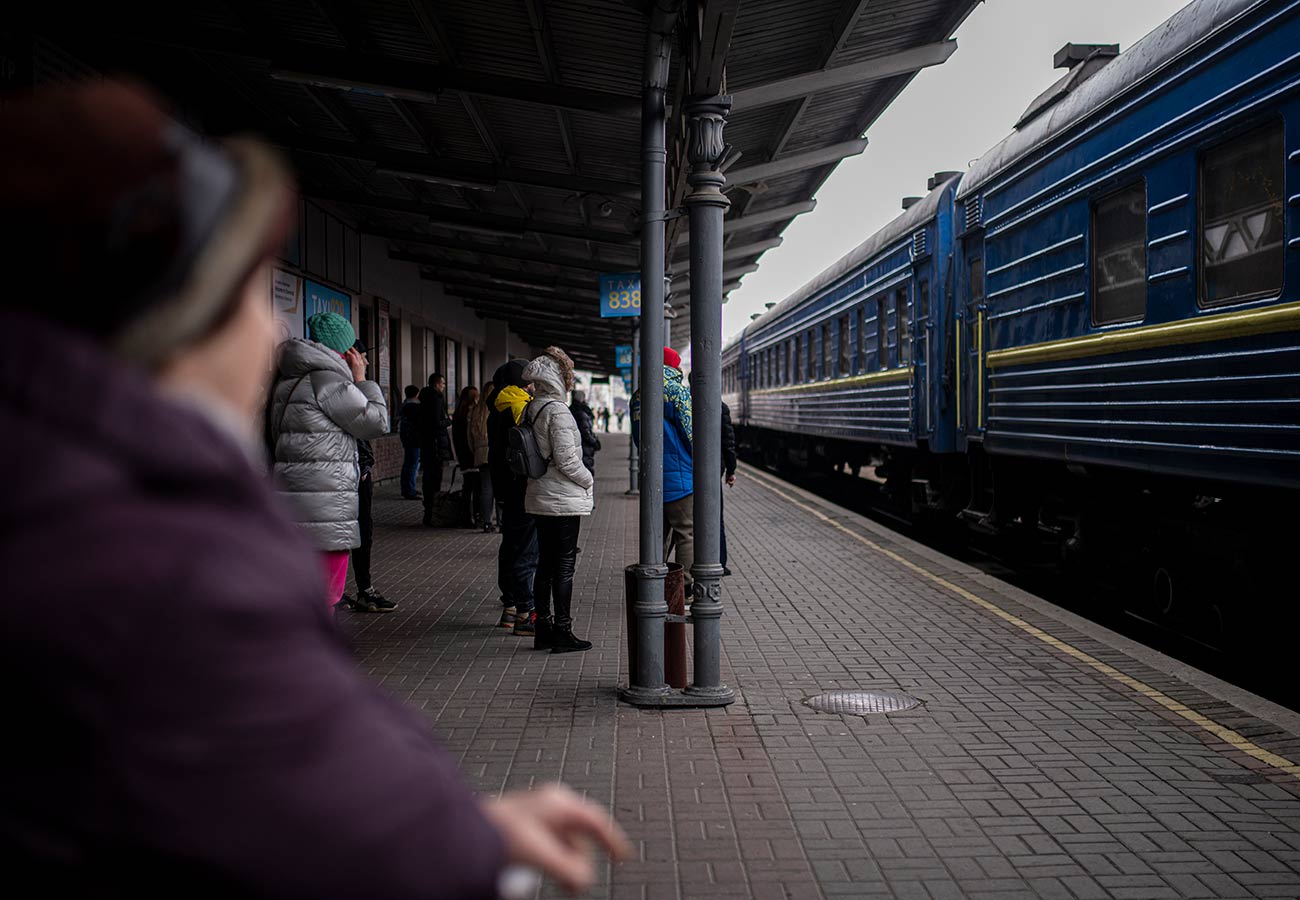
[[321, 550, 351, 607]]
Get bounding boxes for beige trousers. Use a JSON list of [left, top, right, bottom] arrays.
[[664, 494, 694, 578]]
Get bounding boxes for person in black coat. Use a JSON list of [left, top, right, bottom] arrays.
[[487, 359, 538, 634], [569, 390, 601, 473], [417, 372, 452, 527], [397, 384, 422, 500], [721, 400, 738, 576]]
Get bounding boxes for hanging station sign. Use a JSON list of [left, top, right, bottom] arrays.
[[599, 272, 641, 318], [615, 344, 634, 369]]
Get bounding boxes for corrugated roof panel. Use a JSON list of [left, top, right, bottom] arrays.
[[726, 0, 844, 88], [261, 0, 349, 48], [548, 0, 647, 95], [437, 0, 547, 79], [363, 0, 441, 63]]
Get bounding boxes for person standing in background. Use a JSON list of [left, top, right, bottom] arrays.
[[721, 400, 738, 577], [523, 349, 595, 653], [469, 380, 496, 533], [631, 348, 694, 593], [271, 312, 389, 609], [417, 372, 451, 527], [398, 384, 421, 500], [342, 340, 397, 614], [599, 406, 611, 432], [452, 385, 480, 527], [488, 360, 538, 635], [569, 389, 601, 474]]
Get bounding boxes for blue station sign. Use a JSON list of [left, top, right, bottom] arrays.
[[615, 344, 634, 369], [304, 279, 352, 325], [599, 272, 641, 318]]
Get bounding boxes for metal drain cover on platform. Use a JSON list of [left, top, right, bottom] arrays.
[[804, 690, 921, 716]]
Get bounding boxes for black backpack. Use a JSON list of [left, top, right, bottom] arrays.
[[507, 400, 560, 478]]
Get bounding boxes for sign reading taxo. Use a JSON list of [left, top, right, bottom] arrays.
[[615, 344, 634, 369], [599, 272, 641, 318]]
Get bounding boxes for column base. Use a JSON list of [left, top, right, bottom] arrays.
[[624, 488, 640, 496], [619, 685, 736, 708]]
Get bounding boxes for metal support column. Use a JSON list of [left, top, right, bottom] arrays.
[[684, 94, 735, 706], [626, 321, 639, 496], [620, 5, 675, 706]]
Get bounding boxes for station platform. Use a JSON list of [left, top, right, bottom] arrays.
[[345, 433, 1300, 900]]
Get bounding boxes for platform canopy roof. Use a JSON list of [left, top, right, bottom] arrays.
[[34, 0, 979, 372]]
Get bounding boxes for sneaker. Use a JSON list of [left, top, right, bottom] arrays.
[[513, 611, 536, 636], [550, 624, 592, 654], [351, 588, 397, 613], [498, 606, 516, 628]]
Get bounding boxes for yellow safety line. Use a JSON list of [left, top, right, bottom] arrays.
[[743, 468, 1300, 778]]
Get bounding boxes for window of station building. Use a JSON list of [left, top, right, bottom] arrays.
[[1200, 122, 1285, 307], [877, 297, 889, 369], [838, 314, 850, 377], [1092, 181, 1148, 325], [897, 288, 911, 366]]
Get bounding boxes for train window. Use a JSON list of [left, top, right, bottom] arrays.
[[1200, 123, 1285, 307], [818, 325, 829, 380], [877, 297, 888, 369], [897, 288, 911, 366], [1092, 182, 1147, 324], [918, 279, 929, 322], [838, 315, 850, 377]]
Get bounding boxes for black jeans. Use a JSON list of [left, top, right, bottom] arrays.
[[464, 470, 481, 525], [720, 486, 728, 569], [534, 515, 581, 628], [352, 474, 373, 591], [498, 499, 537, 613]]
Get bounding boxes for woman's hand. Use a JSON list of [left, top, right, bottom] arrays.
[[344, 348, 367, 382], [483, 784, 631, 895]]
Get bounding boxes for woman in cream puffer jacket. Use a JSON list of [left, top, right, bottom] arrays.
[[522, 348, 594, 653]]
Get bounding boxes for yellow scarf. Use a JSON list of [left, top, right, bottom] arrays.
[[495, 384, 531, 425]]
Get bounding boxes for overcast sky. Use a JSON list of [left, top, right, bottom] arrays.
[[719, 0, 1192, 341]]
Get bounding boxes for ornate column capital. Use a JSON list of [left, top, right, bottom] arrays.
[[684, 94, 732, 210]]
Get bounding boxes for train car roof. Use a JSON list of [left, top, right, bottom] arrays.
[[957, 0, 1262, 201], [729, 174, 960, 350]]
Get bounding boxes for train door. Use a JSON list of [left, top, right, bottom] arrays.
[[959, 237, 986, 443], [914, 274, 931, 436]]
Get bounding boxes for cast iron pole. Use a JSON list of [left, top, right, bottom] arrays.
[[684, 94, 735, 706], [626, 321, 639, 496], [621, 5, 675, 706]]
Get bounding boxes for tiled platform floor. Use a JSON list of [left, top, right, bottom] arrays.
[[344, 434, 1300, 900]]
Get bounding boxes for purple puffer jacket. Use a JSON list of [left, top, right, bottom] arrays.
[[0, 313, 504, 898]]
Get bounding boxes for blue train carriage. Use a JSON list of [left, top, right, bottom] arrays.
[[953, 0, 1300, 543], [722, 172, 962, 480]]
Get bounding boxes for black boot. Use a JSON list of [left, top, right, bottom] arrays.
[[549, 622, 592, 654], [422, 509, 433, 527], [533, 616, 555, 651]]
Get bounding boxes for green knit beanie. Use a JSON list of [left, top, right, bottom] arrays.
[[307, 312, 355, 354]]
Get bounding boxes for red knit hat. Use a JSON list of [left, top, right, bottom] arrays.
[[663, 347, 682, 369]]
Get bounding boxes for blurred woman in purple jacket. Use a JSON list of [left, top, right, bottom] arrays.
[[0, 81, 624, 899]]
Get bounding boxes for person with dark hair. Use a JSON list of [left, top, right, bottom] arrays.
[[0, 81, 626, 898], [469, 380, 496, 533], [398, 383, 422, 500], [342, 340, 397, 614], [417, 372, 452, 527], [488, 359, 538, 634], [569, 389, 601, 473], [452, 384, 480, 526], [523, 348, 594, 653], [721, 399, 738, 577]]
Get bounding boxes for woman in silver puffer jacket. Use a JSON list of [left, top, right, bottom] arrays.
[[523, 347, 595, 653], [270, 313, 389, 606]]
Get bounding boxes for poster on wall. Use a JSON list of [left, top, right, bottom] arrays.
[[271, 269, 302, 344], [303, 279, 352, 328], [376, 298, 391, 397]]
